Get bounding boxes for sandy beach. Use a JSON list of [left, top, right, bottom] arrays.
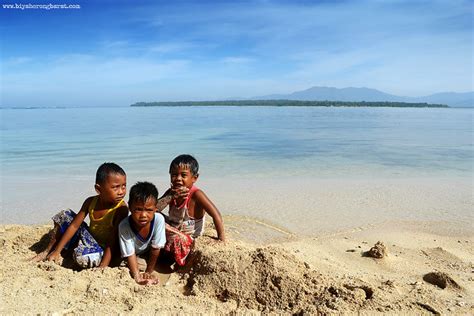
[[1, 175, 473, 314], [1, 215, 473, 314]]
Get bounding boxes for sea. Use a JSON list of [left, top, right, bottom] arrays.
[[1, 106, 473, 232]]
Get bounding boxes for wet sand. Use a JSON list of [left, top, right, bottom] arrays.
[[2, 176, 472, 234]]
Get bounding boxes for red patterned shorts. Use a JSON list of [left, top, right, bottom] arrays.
[[164, 224, 193, 266]]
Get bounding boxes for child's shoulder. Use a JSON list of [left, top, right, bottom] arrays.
[[190, 186, 203, 197], [84, 195, 97, 202], [79, 195, 98, 211], [190, 188, 211, 203], [117, 200, 129, 212], [118, 214, 130, 230], [154, 212, 165, 223], [114, 202, 129, 224]]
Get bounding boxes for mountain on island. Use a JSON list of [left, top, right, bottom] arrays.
[[252, 87, 474, 108]]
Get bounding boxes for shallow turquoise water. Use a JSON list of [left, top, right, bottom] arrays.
[[1, 106, 472, 178]]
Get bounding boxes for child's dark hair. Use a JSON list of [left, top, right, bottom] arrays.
[[128, 182, 158, 206], [169, 154, 199, 176], [95, 162, 126, 184]]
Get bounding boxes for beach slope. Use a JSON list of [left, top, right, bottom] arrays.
[[1, 221, 472, 314]]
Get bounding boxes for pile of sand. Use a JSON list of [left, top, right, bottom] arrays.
[[1, 223, 473, 314], [187, 240, 378, 314]]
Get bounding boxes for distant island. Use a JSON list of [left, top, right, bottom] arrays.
[[131, 100, 448, 108], [250, 86, 473, 108], [130, 86, 472, 108]]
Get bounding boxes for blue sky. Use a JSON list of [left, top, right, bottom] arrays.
[[1, 0, 472, 107]]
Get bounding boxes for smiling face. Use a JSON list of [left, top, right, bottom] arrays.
[[170, 164, 198, 190], [95, 172, 127, 204], [129, 197, 157, 229]]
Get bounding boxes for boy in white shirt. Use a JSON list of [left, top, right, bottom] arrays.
[[119, 182, 165, 285]]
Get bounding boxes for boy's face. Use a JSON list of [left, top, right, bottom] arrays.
[[130, 197, 157, 228], [96, 173, 127, 204], [170, 165, 197, 189]]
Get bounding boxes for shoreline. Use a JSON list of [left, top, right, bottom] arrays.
[[2, 176, 472, 231], [1, 218, 472, 314]]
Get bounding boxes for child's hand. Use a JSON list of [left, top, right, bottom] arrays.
[[45, 250, 62, 264], [134, 272, 159, 286], [171, 185, 189, 201], [90, 266, 106, 272], [209, 236, 226, 245]]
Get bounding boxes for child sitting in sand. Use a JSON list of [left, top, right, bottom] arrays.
[[162, 154, 225, 266], [118, 182, 166, 285], [33, 162, 128, 268]]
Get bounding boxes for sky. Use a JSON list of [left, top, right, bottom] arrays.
[[0, 0, 473, 107]]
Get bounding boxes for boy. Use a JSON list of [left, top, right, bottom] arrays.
[[34, 162, 128, 268], [119, 182, 166, 285], [163, 154, 225, 266]]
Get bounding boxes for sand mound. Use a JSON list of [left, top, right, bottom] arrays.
[[423, 272, 462, 290], [185, 240, 377, 313]]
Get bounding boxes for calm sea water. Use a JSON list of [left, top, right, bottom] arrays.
[[0, 106, 473, 225]]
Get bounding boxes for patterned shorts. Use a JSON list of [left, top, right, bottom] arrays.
[[164, 224, 194, 266], [52, 209, 104, 268]]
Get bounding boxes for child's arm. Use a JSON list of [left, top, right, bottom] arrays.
[[156, 189, 173, 213], [118, 223, 141, 281], [145, 214, 165, 275], [156, 187, 189, 213], [126, 254, 141, 280], [99, 205, 129, 268], [194, 191, 226, 242], [145, 247, 160, 274], [46, 197, 92, 263]]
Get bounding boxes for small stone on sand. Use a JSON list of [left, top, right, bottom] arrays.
[[366, 241, 387, 259]]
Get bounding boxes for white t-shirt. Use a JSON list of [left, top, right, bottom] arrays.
[[118, 213, 166, 258]]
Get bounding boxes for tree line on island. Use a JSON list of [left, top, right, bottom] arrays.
[[131, 100, 448, 108]]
